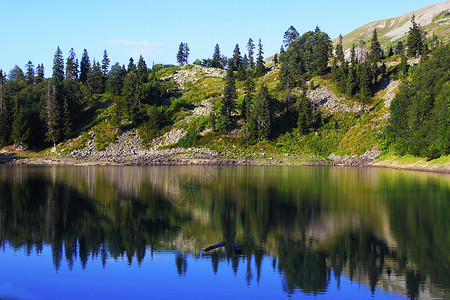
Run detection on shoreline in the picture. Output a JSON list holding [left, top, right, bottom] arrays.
[[1, 150, 449, 174]]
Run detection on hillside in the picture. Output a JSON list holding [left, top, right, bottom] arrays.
[[335, 1, 450, 50], [1, 3, 449, 173]]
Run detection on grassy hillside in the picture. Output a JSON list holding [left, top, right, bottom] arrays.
[[334, 1, 450, 50]]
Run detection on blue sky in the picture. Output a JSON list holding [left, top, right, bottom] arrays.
[[0, 0, 444, 75]]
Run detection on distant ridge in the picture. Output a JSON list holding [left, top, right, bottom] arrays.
[[335, 1, 450, 49]]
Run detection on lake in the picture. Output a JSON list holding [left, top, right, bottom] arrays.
[[0, 165, 448, 299]]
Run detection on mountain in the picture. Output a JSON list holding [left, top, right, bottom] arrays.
[[335, 1, 450, 50]]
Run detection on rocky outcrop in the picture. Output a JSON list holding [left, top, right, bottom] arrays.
[[306, 84, 365, 114], [163, 65, 225, 89], [328, 147, 381, 166]]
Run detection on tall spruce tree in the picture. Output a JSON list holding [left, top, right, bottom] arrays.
[[101, 50, 110, 76], [247, 38, 255, 68], [45, 79, 61, 146], [251, 84, 272, 140], [231, 44, 242, 71], [36, 64, 45, 83], [137, 55, 148, 84], [369, 29, 383, 64], [407, 15, 424, 57], [283, 26, 300, 48], [212, 44, 222, 68], [25, 61, 35, 85], [255, 39, 265, 77], [80, 49, 90, 83], [87, 60, 104, 95], [222, 66, 237, 118], [65, 48, 78, 81], [0, 70, 9, 146], [52, 46, 65, 83]]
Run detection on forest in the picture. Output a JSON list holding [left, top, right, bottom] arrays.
[[0, 17, 448, 158]]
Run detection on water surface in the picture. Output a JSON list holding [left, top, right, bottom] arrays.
[[0, 165, 448, 299]]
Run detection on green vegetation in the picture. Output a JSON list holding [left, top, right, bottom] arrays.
[[0, 15, 449, 165]]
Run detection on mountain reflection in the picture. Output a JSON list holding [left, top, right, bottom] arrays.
[[0, 165, 448, 299]]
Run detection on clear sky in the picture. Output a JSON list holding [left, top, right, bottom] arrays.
[[0, 0, 444, 75]]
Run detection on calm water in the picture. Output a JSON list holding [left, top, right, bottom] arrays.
[[0, 165, 449, 299]]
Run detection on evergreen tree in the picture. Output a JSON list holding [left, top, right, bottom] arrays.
[[65, 48, 78, 81], [0, 70, 10, 146], [36, 64, 45, 83], [87, 60, 104, 95], [358, 62, 372, 97], [242, 54, 249, 69], [298, 93, 313, 135], [283, 25, 300, 48], [45, 79, 61, 146], [407, 15, 424, 57], [127, 57, 136, 72], [137, 55, 148, 84], [231, 44, 242, 71], [106, 62, 125, 95], [247, 38, 255, 68], [399, 54, 409, 77], [12, 107, 30, 147], [25, 61, 35, 85], [242, 74, 255, 120], [368, 29, 383, 64], [122, 71, 144, 124], [395, 41, 405, 55], [255, 39, 265, 77], [273, 53, 278, 66], [101, 50, 110, 75], [52, 46, 65, 83], [251, 84, 272, 140], [212, 44, 222, 68], [335, 35, 345, 65], [222, 66, 237, 119], [80, 49, 90, 83], [350, 44, 357, 66], [176, 42, 189, 65]]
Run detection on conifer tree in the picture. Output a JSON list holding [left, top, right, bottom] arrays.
[[127, 57, 136, 72], [395, 41, 405, 55], [231, 44, 242, 71], [222, 66, 237, 119], [369, 29, 383, 64], [176, 43, 190, 65], [65, 48, 78, 81], [45, 79, 61, 146], [137, 55, 148, 84], [87, 60, 104, 95], [247, 38, 255, 68], [12, 107, 30, 147], [0, 70, 10, 146], [298, 93, 313, 135], [212, 44, 222, 68], [407, 15, 424, 57], [25, 61, 35, 85], [283, 26, 300, 48], [52, 46, 65, 83], [335, 35, 345, 65], [255, 39, 265, 77], [251, 84, 272, 140], [36, 64, 45, 83], [101, 50, 110, 76], [350, 44, 357, 67], [80, 49, 90, 83]]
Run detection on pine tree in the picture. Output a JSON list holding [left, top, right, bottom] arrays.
[[350, 44, 357, 67], [222, 66, 236, 118], [0, 70, 10, 146], [298, 93, 313, 134], [251, 84, 272, 140], [106, 62, 125, 95], [36, 64, 45, 83], [273, 53, 278, 66], [65, 48, 78, 81], [80, 49, 90, 83], [283, 25, 300, 48], [52, 46, 64, 83], [12, 107, 30, 148], [335, 34, 345, 65], [255, 39, 265, 77], [395, 41, 405, 55], [407, 15, 424, 57], [177, 42, 189, 65], [247, 38, 255, 68], [25, 61, 35, 85], [137, 55, 148, 84], [231, 44, 242, 71], [399, 54, 409, 77], [212, 44, 222, 68], [127, 57, 136, 72], [87, 60, 104, 95], [45, 79, 61, 146], [368, 29, 383, 64], [101, 50, 110, 75]]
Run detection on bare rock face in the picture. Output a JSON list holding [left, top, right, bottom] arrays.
[[163, 65, 225, 89], [306, 84, 364, 114], [328, 147, 382, 166]]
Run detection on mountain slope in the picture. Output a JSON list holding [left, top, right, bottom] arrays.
[[336, 1, 450, 49]]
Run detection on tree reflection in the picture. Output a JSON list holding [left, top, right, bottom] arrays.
[[0, 166, 448, 299]]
